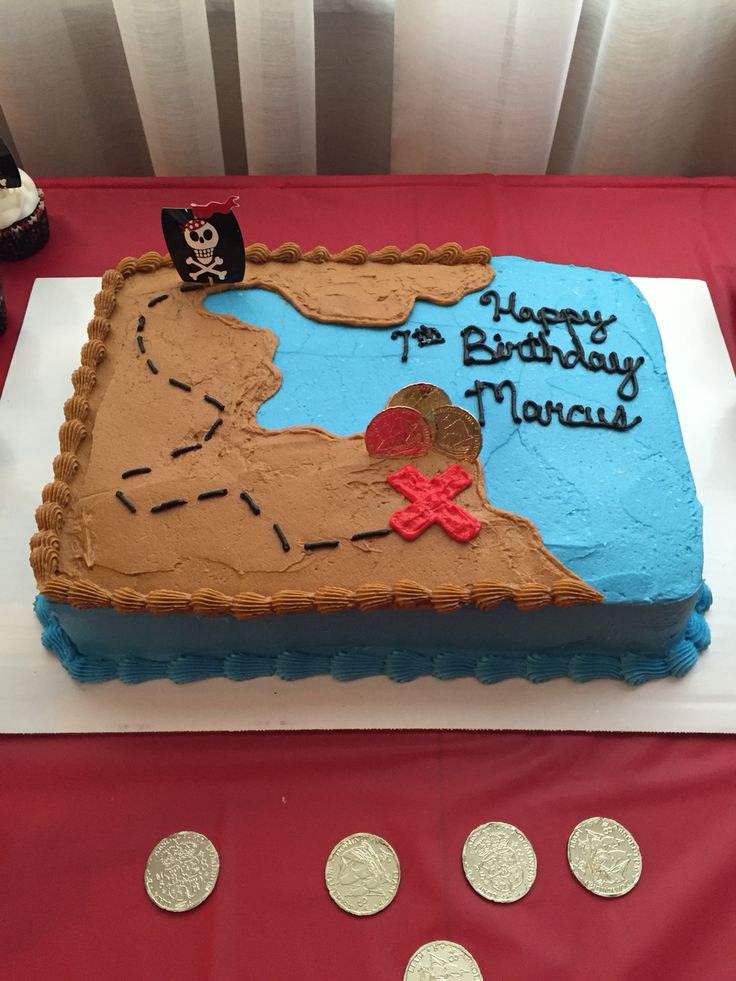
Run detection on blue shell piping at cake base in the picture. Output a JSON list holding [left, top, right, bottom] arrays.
[[34, 584, 712, 686]]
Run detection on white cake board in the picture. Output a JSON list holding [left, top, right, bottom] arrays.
[[0, 277, 734, 734]]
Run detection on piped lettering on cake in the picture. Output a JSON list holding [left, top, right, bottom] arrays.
[[461, 325, 644, 402], [479, 289, 616, 343], [390, 328, 410, 363], [390, 326, 446, 361], [411, 325, 445, 348], [465, 379, 641, 432], [457, 287, 646, 432]]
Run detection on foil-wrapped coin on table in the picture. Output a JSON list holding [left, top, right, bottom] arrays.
[[404, 940, 483, 981], [567, 816, 642, 897], [462, 820, 537, 903], [324, 832, 400, 916], [144, 830, 220, 912]]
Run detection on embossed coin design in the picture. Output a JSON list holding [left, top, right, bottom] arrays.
[[404, 941, 483, 981], [426, 404, 482, 462], [144, 831, 220, 912], [567, 817, 642, 897], [387, 382, 452, 417], [365, 406, 432, 458], [324, 832, 400, 916], [462, 821, 537, 903]]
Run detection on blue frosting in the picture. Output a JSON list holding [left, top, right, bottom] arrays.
[[206, 257, 703, 602], [35, 584, 712, 685]]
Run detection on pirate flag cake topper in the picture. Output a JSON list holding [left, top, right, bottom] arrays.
[[0, 137, 22, 190], [162, 195, 245, 284]]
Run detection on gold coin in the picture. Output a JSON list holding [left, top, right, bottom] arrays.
[[426, 404, 482, 461], [324, 832, 401, 916], [144, 831, 219, 912], [567, 817, 642, 898], [387, 382, 452, 417]]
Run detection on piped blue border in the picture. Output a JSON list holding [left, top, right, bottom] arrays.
[[34, 584, 711, 686]]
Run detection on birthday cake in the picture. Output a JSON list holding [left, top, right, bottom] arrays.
[[31, 241, 710, 684]]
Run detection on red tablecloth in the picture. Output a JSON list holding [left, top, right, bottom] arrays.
[[1, 176, 735, 981]]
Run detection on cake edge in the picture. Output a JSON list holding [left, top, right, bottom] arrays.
[[34, 582, 711, 685]]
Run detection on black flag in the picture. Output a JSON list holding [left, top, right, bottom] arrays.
[[162, 195, 245, 284]]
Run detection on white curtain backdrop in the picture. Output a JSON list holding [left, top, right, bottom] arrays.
[[391, 0, 583, 174], [113, 0, 225, 175], [0, 0, 734, 178]]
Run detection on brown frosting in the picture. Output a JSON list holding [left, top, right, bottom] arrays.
[[30, 250, 602, 617], [238, 242, 495, 326]]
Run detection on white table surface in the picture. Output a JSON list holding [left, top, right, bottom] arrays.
[[0, 276, 734, 734]]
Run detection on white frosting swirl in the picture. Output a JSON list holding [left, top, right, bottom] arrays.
[[0, 169, 40, 229]]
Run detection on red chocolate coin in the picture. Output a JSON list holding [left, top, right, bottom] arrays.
[[365, 406, 432, 458]]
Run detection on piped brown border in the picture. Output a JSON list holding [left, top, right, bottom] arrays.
[[29, 248, 603, 618], [244, 242, 492, 265]]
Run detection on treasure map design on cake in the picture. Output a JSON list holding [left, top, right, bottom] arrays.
[[31, 245, 600, 617], [30, 244, 710, 684]]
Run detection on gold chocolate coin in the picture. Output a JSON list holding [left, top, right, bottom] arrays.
[[462, 821, 537, 903], [404, 941, 483, 981], [325, 832, 401, 916], [144, 831, 219, 912], [567, 817, 642, 898], [365, 406, 432, 458], [426, 404, 482, 461], [387, 382, 452, 417]]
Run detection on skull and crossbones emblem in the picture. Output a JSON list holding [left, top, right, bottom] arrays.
[[182, 218, 227, 280]]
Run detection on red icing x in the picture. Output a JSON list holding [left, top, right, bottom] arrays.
[[387, 463, 481, 543]]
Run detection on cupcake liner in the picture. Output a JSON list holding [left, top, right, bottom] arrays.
[[0, 190, 49, 261], [0, 281, 6, 334]]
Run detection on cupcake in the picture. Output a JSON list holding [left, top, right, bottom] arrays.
[[0, 138, 49, 261]]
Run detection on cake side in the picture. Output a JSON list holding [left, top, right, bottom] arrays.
[[37, 583, 711, 684]]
